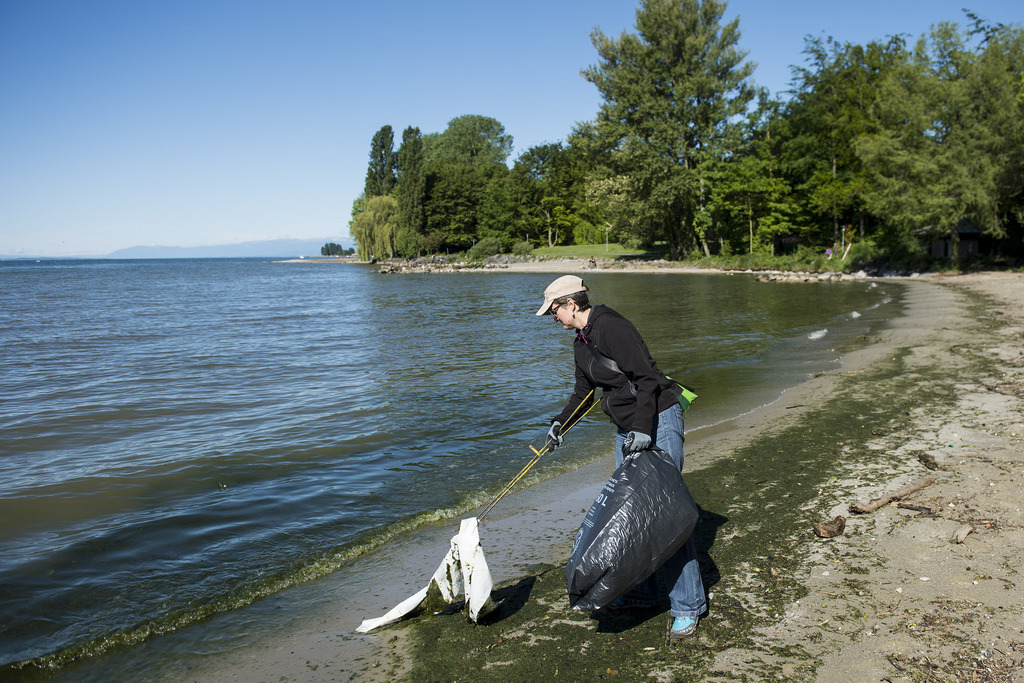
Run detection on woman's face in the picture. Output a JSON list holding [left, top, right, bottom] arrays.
[[550, 300, 578, 330]]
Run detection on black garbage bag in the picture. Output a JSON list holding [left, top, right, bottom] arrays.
[[565, 447, 699, 612]]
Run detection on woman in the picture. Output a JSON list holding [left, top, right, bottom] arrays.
[[536, 275, 706, 638]]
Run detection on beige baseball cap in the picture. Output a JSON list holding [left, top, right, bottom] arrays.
[[536, 275, 588, 316]]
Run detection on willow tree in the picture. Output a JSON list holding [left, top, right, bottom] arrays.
[[582, 0, 755, 257], [350, 195, 399, 260]]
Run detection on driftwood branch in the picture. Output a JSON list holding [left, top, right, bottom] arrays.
[[849, 476, 936, 514], [896, 503, 933, 513]]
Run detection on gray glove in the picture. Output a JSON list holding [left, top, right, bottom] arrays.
[[546, 421, 563, 449], [621, 430, 651, 455]]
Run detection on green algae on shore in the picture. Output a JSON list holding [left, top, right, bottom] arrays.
[[371, 335, 995, 679]]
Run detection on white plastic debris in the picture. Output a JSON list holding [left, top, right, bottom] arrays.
[[455, 517, 497, 622], [354, 587, 430, 634], [356, 517, 496, 633]]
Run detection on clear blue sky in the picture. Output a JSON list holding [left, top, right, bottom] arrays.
[[1, 0, 1019, 256]]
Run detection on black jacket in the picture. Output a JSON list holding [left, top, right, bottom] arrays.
[[554, 304, 679, 435]]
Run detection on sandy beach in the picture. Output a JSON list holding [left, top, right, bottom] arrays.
[[192, 268, 1024, 682]]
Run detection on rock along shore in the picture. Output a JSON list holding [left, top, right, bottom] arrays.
[[367, 254, 934, 282]]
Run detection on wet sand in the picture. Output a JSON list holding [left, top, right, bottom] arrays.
[[187, 270, 1024, 682]]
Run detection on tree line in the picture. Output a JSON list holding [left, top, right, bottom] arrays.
[[350, 0, 1023, 268], [320, 242, 355, 256]]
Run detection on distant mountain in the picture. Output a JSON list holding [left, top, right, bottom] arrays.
[[105, 238, 347, 259]]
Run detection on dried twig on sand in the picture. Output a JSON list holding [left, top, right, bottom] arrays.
[[849, 476, 937, 514]]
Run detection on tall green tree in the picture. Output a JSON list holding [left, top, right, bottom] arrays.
[[709, 152, 792, 255], [476, 165, 524, 246], [965, 15, 1024, 247], [855, 20, 1024, 261], [425, 115, 514, 168], [582, 0, 755, 257], [423, 164, 489, 252], [364, 125, 398, 198], [701, 91, 792, 255], [783, 35, 907, 250], [406, 114, 521, 253], [513, 142, 588, 247], [396, 126, 427, 256]]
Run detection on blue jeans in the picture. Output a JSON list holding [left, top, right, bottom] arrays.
[[615, 403, 707, 619]]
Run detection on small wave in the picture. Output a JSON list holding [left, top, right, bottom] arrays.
[[808, 329, 828, 340], [5, 484, 502, 674], [850, 311, 861, 319]]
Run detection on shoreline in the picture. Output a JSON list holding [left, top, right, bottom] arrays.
[[281, 255, 929, 281], [122, 272, 1024, 681]]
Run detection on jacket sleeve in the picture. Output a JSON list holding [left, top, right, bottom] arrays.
[[600, 316, 663, 435]]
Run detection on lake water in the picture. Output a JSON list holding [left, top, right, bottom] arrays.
[[0, 259, 901, 676]]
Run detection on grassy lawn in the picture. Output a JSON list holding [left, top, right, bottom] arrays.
[[532, 244, 654, 258]]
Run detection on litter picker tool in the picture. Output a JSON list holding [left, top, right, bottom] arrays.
[[357, 391, 597, 633], [477, 391, 595, 521]]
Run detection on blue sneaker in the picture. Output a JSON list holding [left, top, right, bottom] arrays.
[[670, 615, 698, 638]]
